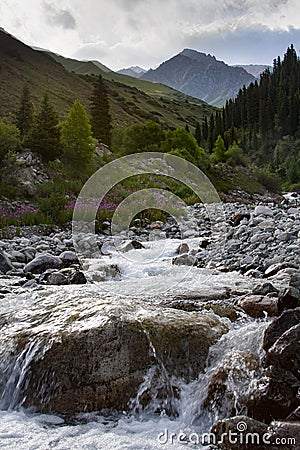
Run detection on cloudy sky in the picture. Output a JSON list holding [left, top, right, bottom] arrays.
[[1, 0, 300, 70]]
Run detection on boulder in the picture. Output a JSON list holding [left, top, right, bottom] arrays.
[[278, 287, 300, 314], [238, 295, 278, 318], [46, 272, 69, 286], [176, 243, 189, 255], [0, 251, 13, 274], [266, 324, 300, 378], [263, 308, 300, 351], [118, 240, 145, 252], [59, 251, 79, 266], [24, 254, 63, 274], [172, 254, 195, 266], [69, 271, 87, 284], [253, 205, 273, 217], [211, 415, 269, 450], [21, 312, 227, 415]]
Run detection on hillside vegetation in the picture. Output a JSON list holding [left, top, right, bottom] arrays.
[[0, 30, 214, 130]]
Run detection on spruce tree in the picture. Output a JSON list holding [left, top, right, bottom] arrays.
[[61, 100, 95, 166], [16, 84, 35, 139], [90, 75, 112, 147], [29, 93, 60, 161], [194, 121, 202, 145]]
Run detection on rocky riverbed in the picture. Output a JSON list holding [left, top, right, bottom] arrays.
[[0, 199, 299, 449]]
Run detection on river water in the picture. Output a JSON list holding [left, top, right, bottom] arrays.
[[0, 237, 269, 449]]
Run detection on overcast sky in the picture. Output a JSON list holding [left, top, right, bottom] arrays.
[[1, 0, 300, 70]]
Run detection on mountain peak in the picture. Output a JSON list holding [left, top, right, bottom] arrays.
[[142, 48, 255, 106]]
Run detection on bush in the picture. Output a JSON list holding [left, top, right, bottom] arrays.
[[254, 169, 282, 193], [0, 119, 21, 162]]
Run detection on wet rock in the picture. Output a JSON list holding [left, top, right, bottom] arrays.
[[24, 254, 63, 274], [172, 254, 195, 266], [118, 240, 145, 252], [278, 287, 300, 313], [238, 295, 278, 318], [268, 421, 300, 449], [46, 272, 69, 286], [83, 261, 121, 282], [204, 352, 259, 416], [22, 312, 227, 415], [59, 251, 79, 266], [266, 324, 300, 378], [176, 243, 189, 255], [211, 415, 269, 450], [248, 325, 300, 423], [69, 271, 87, 284], [0, 251, 13, 274], [263, 308, 300, 351], [252, 282, 278, 296]]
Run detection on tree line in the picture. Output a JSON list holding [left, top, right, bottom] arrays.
[[193, 45, 300, 187], [0, 75, 111, 166]]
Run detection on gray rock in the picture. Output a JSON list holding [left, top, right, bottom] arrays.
[[0, 251, 13, 274], [21, 312, 227, 415], [69, 271, 87, 284], [172, 254, 195, 266], [24, 254, 63, 274], [253, 205, 274, 217], [59, 251, 78, 266], [46, 272, 69, 285]]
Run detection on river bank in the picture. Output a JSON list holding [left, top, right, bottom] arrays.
[[0, 199, 299, 449]]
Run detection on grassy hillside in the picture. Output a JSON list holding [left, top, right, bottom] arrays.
[[0, 29, 215, 130], [46, 52, 207, 105]]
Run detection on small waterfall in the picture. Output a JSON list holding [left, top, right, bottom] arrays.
[[128, 319, 268, 434]]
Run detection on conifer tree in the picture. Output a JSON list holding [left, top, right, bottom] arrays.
[[90, 75, 112, 147], [16, 84, 35, 139], [29, 93, 60, 161], [61, 100, 95, 166], [194, 121, 202, 145]]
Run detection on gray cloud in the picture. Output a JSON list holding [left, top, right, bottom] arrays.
[[44, 1, 77, 30], [183, 25, 300, 65]]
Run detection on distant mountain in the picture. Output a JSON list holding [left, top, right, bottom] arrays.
[[0, 29, 214, 129], [142, 49, 256, 107], [234, 64, 272, 78], [117, 66, 146, 78]]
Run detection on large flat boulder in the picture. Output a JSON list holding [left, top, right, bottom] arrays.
[[21, 311, 227, 416]]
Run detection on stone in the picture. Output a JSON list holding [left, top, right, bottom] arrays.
[[0, 251, 13, 274], [118, 240, 145, 252], [268, 421, 300, 449], [150, 221, 164, 230], [46, 272, 69, 285], [211, 416, 269, 450], [278, 287, 300, 313], [238, 295, 278, 318], [69, 271, 87, 284], [253, 205, 274, 217], [266, 324, 300, 378], [24, 254, 63, 274], [176, 243, 189, 255], [203, 352, 259, 416], [252, 282, 278, 296], [21, 312, 227, 415], [172, 254, 195, 266], [59, 251, 79, 266], [247, 365, 300, 423], [263, 308, 300, 351]]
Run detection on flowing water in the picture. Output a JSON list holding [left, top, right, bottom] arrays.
[[0, 237, 269, 449]]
